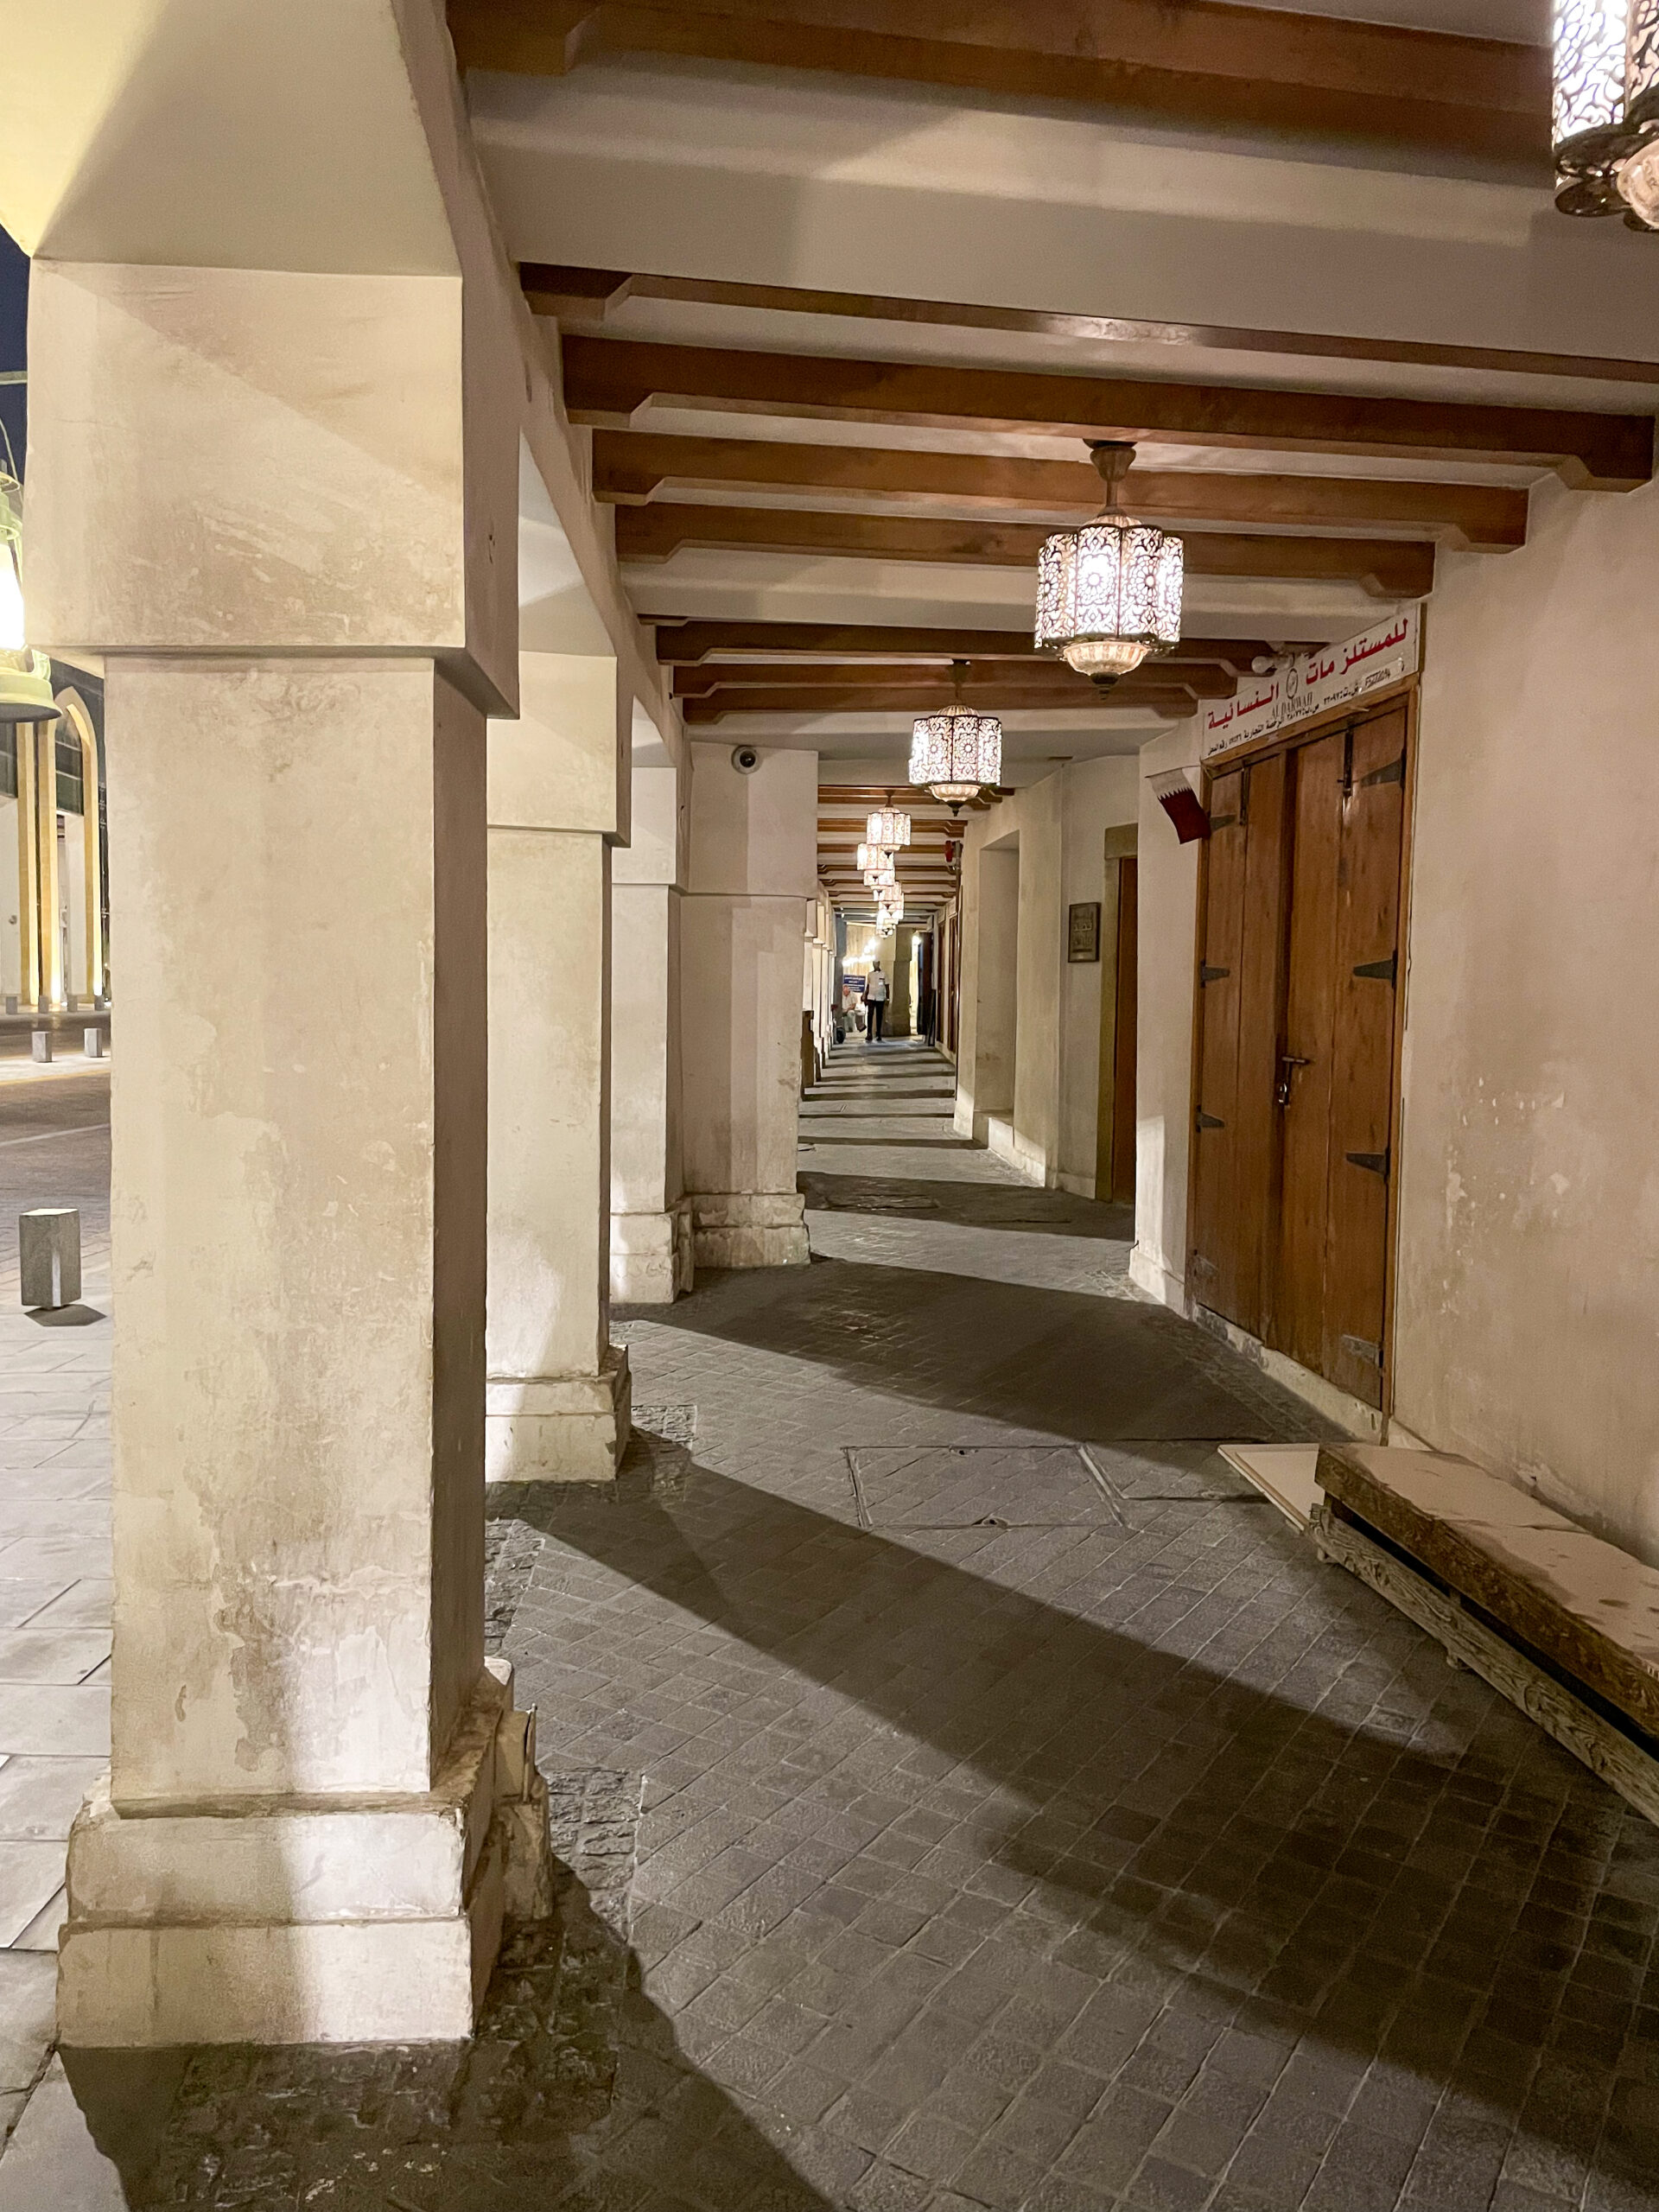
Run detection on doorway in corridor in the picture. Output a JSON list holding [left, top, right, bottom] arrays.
[[1188, 695, 1412, 1410], [1094, 833, 1138, 1206], [973, 840, 1020, 1132]]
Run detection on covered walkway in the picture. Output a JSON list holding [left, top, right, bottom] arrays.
[[41, 1043, 1659, 2210]]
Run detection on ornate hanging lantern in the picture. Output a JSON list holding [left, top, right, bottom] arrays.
[[1034, 442, 1183, 685], [0, 478, 57, 726], [1553, 0, 1659, 225], [867, 804, 912, 849], [909, 663, 1001, 803], [855, 842, 894, 874], [863, 858, 898, 889]]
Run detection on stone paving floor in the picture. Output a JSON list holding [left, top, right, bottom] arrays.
[[7, 1039, 1659, 2210], [0, 1057, 111, 2151]]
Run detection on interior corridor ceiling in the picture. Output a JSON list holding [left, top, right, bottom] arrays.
[[452, 0, 1658, 879]]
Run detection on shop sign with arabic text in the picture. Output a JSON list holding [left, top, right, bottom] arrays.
[[1199, 607, 1420, 761]]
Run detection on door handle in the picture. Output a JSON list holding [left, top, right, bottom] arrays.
[[1275, 1053, 1312, 1108]]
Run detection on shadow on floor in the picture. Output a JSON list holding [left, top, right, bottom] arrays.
[[502, 1441, 1659, 2206], [798, 1171, 1136, 1241], [643, 1253, 1323, 1444], [54, 1858, 838, 2210]]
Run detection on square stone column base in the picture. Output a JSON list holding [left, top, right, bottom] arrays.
[[691, 1192, 810, 1269], [57, 1663, 552, 2048], [485, 1345, 631, 1482], [610, 1199, 694, 1305]]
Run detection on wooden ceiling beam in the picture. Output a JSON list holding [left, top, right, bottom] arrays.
[[523, 265, 1659, 390], [451, 2, 1546, 164], [683, 685, 1198, 721], [594, 430, 1527, 550], [650, 620, 1310, 667], [567, 337, 1652, 486], [618, 502, 1437, 596], [674, 660, 1236, 699]]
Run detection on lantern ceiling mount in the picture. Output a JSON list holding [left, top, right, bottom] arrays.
[[1033, 442, 1183, 687], [1554, 0, 1659, 227]]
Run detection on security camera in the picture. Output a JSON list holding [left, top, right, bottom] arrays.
[[731, 745, 762, 774]]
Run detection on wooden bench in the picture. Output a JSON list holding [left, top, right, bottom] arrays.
[[1313, 1442, 1659, 1822]]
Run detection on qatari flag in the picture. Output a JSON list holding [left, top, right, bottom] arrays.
[[1149, 769, 1210, 845]]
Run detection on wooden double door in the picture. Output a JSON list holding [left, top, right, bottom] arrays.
[[1188, 699, 1410, 1410]]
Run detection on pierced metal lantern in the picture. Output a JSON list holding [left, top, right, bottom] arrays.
[[1554, 0, 1659, 226], [909, 664, 1001, 803], [1034, 442, 1183, 684], [863, 859, 898, 889], [909, 706, 1001, 803], [855, 841, 894, 874], [867, 807, 912, 849]]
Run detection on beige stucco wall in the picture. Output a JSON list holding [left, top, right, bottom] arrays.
[[954, 758, 1138, 1188], [1394, 474, 1659, 1560], [1128, 724, 1201, 1309]]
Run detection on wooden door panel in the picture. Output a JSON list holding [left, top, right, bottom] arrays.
[[1324, 706, 1408, 1407], [1189, 770, 1249, 1323], [1230, 757, 1290, 1338], [1271, 732, 1344, 1373]]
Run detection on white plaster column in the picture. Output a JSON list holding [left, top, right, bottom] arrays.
[[486, 652, 632, 1478], [612, 736, 693, 1302], [28, 250, 550, 2045], [681, 743, 817, 1267]]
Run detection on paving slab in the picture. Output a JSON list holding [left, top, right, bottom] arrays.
[[6, 1041, 1659, 2209]]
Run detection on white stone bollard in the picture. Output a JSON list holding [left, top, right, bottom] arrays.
[[84, 1029, 105, 1059], [21, 1209, 81, 1309], [29, 1031, 51, 1064]]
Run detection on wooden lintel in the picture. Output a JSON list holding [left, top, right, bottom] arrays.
[[683, 685, 1198, 721], [593, 430, 1527, 550], [674, 660, 1236, 700], [522, 265, 1659, 391], [567, 337, 1651, 488], [453, 2, 1547, 164], [649, 620, 1310, 667], [619, 503, 1437, 597], [520, 262, 637, 317]]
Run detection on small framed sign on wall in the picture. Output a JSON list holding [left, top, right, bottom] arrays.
[[1068, 901, 1101, 963]]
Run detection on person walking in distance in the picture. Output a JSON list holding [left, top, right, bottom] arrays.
[[866, 960, 889, 1042]]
